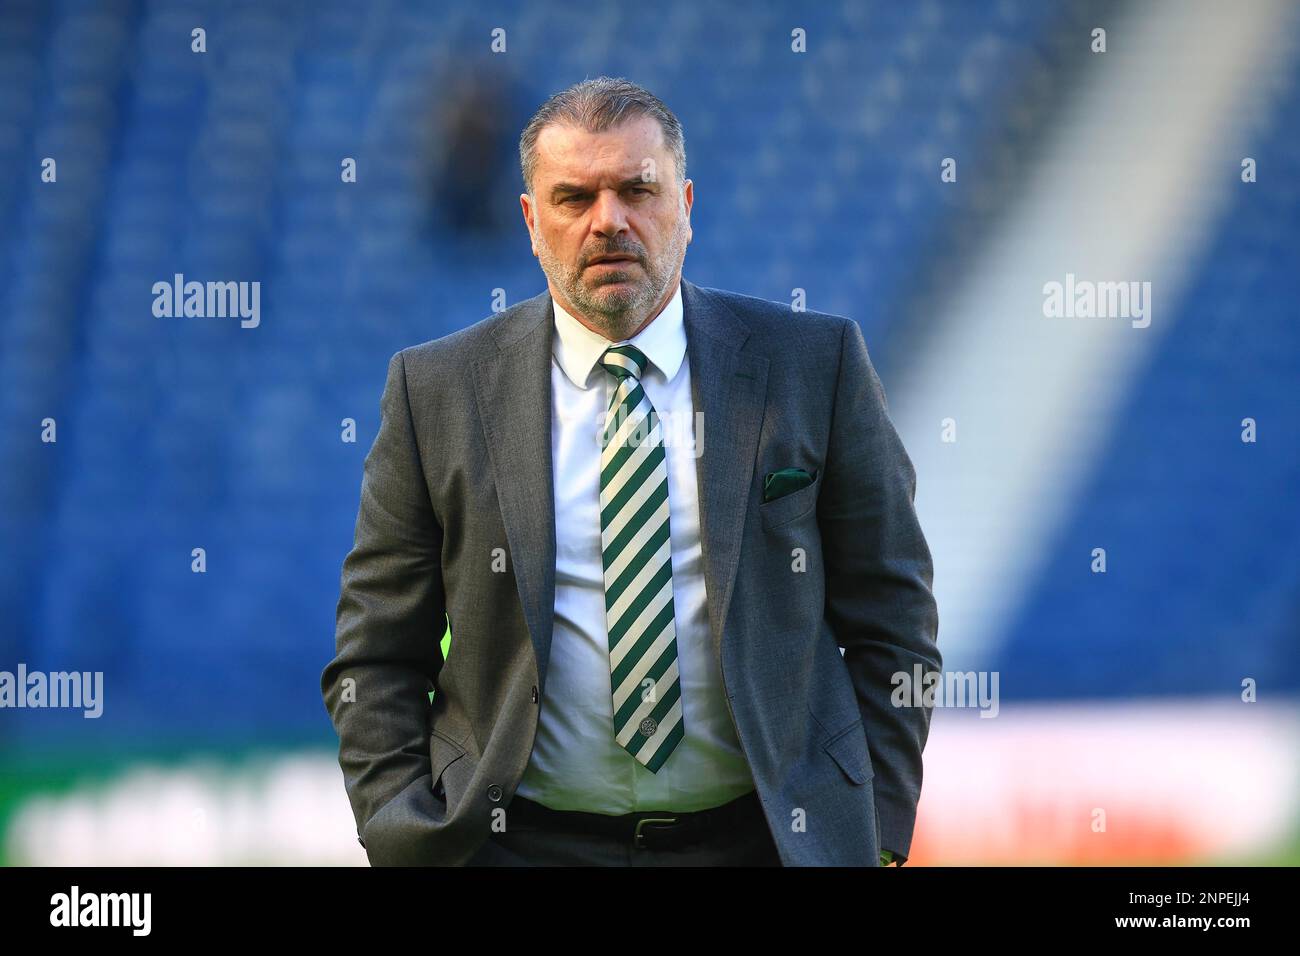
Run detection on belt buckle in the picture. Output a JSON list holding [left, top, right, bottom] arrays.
[[633, 815, 681, 850]]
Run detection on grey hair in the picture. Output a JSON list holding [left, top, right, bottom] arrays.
[[519, 76, 687, 196]]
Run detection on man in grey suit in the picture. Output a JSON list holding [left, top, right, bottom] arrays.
[[321, 76, 941, 867]]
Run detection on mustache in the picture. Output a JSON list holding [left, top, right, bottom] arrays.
[[583, 244, 644, 265]]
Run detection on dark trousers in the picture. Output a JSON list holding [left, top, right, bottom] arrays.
[[465, 795, 784, 866]]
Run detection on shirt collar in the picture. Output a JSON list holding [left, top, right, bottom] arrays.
[[551, 280, 685, 390]]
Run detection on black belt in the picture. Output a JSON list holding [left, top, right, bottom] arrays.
[[507, 790, 765, 850]]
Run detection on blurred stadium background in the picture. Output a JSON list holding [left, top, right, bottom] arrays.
[[1, 0, 1297, 865]]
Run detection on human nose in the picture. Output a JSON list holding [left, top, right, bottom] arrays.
[[588, 189, 629, 239]]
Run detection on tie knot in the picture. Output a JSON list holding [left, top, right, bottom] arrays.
[[599, 344, 649, 382]]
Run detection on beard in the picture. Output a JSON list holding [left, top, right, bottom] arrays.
[[535, 209, 689, 341]]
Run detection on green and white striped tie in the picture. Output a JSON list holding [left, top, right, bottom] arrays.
[[598, 343, 684, 773]]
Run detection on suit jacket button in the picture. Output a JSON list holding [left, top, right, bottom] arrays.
[[531, 685, 539, 703], [487, 784, 503, 802]]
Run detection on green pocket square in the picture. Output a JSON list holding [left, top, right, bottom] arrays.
[[763, 467, 817, 502]]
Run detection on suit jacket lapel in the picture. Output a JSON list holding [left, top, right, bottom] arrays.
[[472, 291, 558, 692], [681, 278, 770, 662]]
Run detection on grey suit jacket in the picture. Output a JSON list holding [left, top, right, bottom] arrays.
[[321, 276, 941, 866]]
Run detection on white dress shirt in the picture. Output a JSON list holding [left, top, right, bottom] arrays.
[[514, 280, 757, 813]]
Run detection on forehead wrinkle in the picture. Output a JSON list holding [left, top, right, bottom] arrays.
[[552, 168, 653, 194], [536, 119, 667, 191]]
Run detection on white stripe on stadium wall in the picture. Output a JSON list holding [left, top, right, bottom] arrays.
[[889, 0, 1300, 670]]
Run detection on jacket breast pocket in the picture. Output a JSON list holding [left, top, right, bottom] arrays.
[[759, 470, 822, 531]]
